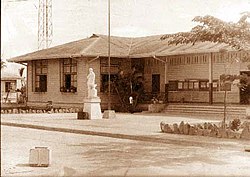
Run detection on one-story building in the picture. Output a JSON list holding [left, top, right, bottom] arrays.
[[1, 70, 25, 103], [8, 34, 250, 110]]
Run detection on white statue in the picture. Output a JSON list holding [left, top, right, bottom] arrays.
[[87, 68, 97, 98]]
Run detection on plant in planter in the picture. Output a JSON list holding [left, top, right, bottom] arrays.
[[60, 87, 66, 92], [151, 97, 158, 104], [35, 87, 41, 92], [70, 86, 77, 93], [230, 118, 241, 131]]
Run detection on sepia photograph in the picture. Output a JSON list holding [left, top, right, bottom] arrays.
[[1, 0, 250, 176]]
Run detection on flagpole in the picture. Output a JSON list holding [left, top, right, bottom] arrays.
[[103, 0, 116, 119], [108, 0, 111, 110]]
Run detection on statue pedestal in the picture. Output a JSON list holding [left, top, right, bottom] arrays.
[[83, 97, 102, 119]]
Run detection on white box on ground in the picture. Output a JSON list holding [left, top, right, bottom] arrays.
[[29, 147, 50, 167]]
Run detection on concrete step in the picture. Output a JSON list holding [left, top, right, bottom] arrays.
[[164, 110, 238, 115], [165, 104, 246, 109], [165, 108, 245, 113], [165, 106, 245, 110], [164, 104, 246, 117]]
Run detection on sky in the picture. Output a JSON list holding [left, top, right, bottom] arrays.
[[1, 0, 250, 60]]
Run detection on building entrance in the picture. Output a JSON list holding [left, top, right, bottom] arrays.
[[152, 74, 160, 93]]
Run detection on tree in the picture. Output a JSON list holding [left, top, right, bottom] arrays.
[[161, 12, 250, 127], [111, 69, 144, 113], [19, 67, 25, 77], [1, 60, 6, 69], [161, 12, 250, 56]]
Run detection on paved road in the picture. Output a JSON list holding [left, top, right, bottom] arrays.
[[2, 125, 250, 177]]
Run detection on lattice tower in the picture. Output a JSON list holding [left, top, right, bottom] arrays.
[[38, 0, 52, 50]]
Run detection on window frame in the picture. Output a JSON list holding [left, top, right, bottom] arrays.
[[199, 80, 209, 91], [33, 60, 48, 92], [168, 80, 178, 91], [60, 58, 78, 93], [5, 81, 16, 92], [168, 79, 218, 91], [100, 74, 118, 94]]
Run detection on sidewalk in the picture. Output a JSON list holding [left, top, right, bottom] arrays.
[[2, 112, 250, 148]]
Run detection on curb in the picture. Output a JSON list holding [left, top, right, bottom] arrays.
[[1, 121, 241, 148]]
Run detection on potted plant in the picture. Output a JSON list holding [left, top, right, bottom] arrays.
[[60, 87, 66, 92], [151, 97, 158, 104], [70, 86, 77, 93]]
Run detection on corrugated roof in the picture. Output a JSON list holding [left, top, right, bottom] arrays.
[[8, 34, 235, 62]]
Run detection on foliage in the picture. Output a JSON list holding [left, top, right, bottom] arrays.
[[161, 12, 250, 126], [1, 60, 6, 68], [20, 85, 26, 95], [113, 69, 144, 112], [220, 73, 250, 87], [230, 118, 241, 131], [17, 85, 27, 104], [19, 67, 25, 77], [161, 12, 250, 53]]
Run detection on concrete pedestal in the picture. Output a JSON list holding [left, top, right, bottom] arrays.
[[102, 110, 116, 119], [83, 97, 102, 119]]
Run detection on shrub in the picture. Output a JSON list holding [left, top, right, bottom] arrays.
[[230, 118, 241, 131]]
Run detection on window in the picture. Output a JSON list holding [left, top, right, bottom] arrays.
[[101, 74, 117, 93], [60, 59, 77, 92], [188, 82, 194, 89], [34, 60, 48, 92], [152, 74, 160, 93], [199, 80, 209, 91], [178, 81, 183, 90], [169, 79, 218, 91], [194, 82, 199, 89], [183, 82, 189, 90], [168, 81, 178, 91], [5, 81, 16, 92], [100, 58, 121, 93]]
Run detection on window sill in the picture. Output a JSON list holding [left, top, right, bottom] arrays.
[[33, 92, 47, 94], [100, 92, 117, 95], [61, 92, 78, 95]]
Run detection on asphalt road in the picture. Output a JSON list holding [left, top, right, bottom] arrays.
[[2, 125, 250, 177]]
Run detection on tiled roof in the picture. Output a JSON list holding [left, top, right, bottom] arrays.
[[8, 34, 235, 62]]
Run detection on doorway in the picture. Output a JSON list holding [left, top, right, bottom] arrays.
[[152, 74, 160, 93]]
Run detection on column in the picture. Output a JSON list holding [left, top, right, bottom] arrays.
[[209, 53, 213, 104]]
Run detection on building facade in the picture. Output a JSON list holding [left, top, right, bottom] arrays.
[[8, 34, 250, 110]]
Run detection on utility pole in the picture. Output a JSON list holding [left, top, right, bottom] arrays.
[[38, 0, 53, 50]]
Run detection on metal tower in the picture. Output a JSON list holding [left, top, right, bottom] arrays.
[[38, 0, 53, 50]]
